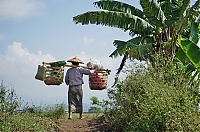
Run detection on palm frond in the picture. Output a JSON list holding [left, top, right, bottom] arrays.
[[73, 11, 154, 36], [160, 0, 190, 26], [173, 0, 191, 33], [177, 0, 200, 34], [93, 0, 145, 19], [127, 36, 154, 60], [127, 43, 153, 60], [109, 40, 129, 58], [109, 36, 154, 59], [189, 22, 199, 44], [189, 0, 200, 24], [140, 0, 166, 27], [109, 37, 142, 58], [128, 35, 155, 44], [177, 0, 190, 20]]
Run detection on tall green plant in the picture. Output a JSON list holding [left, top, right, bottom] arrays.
[[104, 58, 200, 131]]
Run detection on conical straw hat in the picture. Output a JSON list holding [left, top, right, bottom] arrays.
[[67, 56, 84, 64]]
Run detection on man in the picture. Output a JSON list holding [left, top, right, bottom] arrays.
[[65, 56, 92, 119]]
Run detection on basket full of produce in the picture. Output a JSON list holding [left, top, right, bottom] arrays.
[[87, 59, 109, 90], [89, 70, 108, 90], [35, 60, 66, 85], [44, 65, 64, 85]]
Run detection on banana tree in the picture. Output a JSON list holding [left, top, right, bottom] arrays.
[[73, 0, 199, 75]]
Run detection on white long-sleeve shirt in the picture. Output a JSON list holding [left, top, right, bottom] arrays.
[[65, 67, 91, 86]]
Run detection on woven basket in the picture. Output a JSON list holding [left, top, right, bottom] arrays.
[[89, 71, 108, 90], [44, 66, 64, 85]]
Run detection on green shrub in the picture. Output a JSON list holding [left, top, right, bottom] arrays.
[[0, 81, 19, 113], [104, 59, 200, 131]]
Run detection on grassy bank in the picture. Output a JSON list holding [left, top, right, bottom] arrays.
[[0, 112, 58, 131]]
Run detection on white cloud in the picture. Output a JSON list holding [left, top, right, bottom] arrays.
[[83, 36, 95, 45], [2, 43, 54, 87], [1, 42, 55, 75], [0, 0, 44, 20]]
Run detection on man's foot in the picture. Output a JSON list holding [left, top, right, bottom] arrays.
[[79, 117, 84, 120], [68, 112, 72, 120]]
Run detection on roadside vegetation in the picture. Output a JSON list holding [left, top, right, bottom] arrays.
[[0, 112, 58, 131], [0, 82, 64, 131], [103, 56, 200, 131]]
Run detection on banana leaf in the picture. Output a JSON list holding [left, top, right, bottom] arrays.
[[178, 37, 200, 73], [49, 60, 66, 67]]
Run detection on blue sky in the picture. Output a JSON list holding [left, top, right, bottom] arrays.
[[0, 0, 139, 108], [0, 0, 197, 109]]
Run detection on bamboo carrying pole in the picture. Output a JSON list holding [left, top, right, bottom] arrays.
[[43, 62, 111, 74]]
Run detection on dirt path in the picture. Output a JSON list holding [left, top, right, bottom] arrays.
[[58, 118, 110, 132]]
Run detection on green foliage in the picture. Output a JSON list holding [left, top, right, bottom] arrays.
[[43, 104, 66, 119], [0, 112, 58, 131], [104, 56, 200, 131], [93, 0, 145, 19], [176, 23, 200, 82], [0, 81, 19, 113], [178, 37, 200, 69], [109, 37, 154, 59], [24, 103, 66, 120], [140, 0, 166, 26], [90, 96, 102, 112], [90, 96, 100, 106], [178, 23, 200, 69]]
